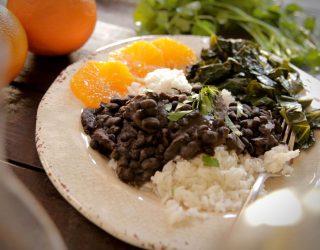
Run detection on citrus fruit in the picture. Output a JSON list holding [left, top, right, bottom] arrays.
[[0, 5, 27, 85], [151, 37, 197, 69], [109, 40, 165, 78], [7, 0, 96, 56], [70, 61, 134, 108]]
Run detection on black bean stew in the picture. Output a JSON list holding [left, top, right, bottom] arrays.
[[81, 91, 283, 186]]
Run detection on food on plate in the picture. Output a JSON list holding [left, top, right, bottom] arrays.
[[109, 40, 165, 78], [109, 38, 197, 78], [151, 144, 298, 224], [7, 0, 96, 55], [151, 37, 197, 69], [186, 36, 320, 149], [74, 37, 320, 223], [82, 87, 285, 186], [140, 68, 192, 95], [70, 61, 134, 108], [71, 37, 198, 107]]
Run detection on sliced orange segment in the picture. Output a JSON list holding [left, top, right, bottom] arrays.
[[109, 40, 165, 78], [70, 61, 134, 107], [151, 37, 197, 69]]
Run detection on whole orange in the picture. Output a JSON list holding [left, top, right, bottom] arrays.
[[0, 5, 28, 85], [7, 0, 97, 56]]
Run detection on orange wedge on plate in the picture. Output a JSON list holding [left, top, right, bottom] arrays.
[[70, 61, 134, 107], [151, 37, 197, 69]]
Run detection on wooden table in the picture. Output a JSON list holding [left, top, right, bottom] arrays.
[[1, 0, 319, 249]]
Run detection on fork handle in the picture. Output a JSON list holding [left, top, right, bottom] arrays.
[[236, 172, 269, 220]]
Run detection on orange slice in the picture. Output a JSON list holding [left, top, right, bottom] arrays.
[[70, 61, 134, 107], [109, 40, 165, 78], [151, 37, 197, 69]]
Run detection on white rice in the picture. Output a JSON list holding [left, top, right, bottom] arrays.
[[150, 145, 299, 224], [220, 89, 235, 106], [127, 68, 192, 95]]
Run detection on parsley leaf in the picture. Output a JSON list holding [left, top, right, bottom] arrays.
[[193, 86, 219, 115], [225, 114, 242, 136], [168, 110, 193, 121], [202, 154, 220, 167]]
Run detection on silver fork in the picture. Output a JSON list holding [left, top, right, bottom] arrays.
[[236, 120, 295, 219]]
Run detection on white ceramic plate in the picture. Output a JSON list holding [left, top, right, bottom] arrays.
[[36, 35, 320, 250]]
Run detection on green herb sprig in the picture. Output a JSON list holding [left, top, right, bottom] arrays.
[[167, 86, 219, 121], [193, 86, 219, 115]]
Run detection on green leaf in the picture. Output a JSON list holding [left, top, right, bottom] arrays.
[[236, 102, 244, 118], [251, 96, 275, 106], [216, 78, 248, 96], [279, 101, 305, 124], [253, 9, 269, 19], [176, 1, 201, 17], [169, 16, 192, 33], [292, 121, 312, 148], [210, 34, 218, 47], [304, 17, 316, 32], [134, 0, 156, 29], [297, 130, 315, 149], [196, 86, 219, 115], [279, 101, 313, 148], [183, 96, 194, 104], [306, 109, 320, 129], [175, 102, 185, 110], [160, 0, 178, 10], [216, 11, 229, 25], [268, 4, 281, 14], [305, 49, 320, 72], [156, 11, 170, 30], [277, 73, 304, 96], [246, 80, 275, 100], [202, 154, 220, 167], [285, 3, 302, 14], [168, 110, 193, 121], [197, 61, 233, 84], [225, 114, 242, 136], [298, 97, 313, 109], [191, 20, 216, 35], [164, 103, 173, 112]]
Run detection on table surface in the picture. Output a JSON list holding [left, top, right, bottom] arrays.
[[1, 1, 319, 249]]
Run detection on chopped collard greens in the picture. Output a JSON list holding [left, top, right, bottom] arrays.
[[187, 35, 320, 149]]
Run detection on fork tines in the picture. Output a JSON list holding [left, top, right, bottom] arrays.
[[280, 119, 295, 151]]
